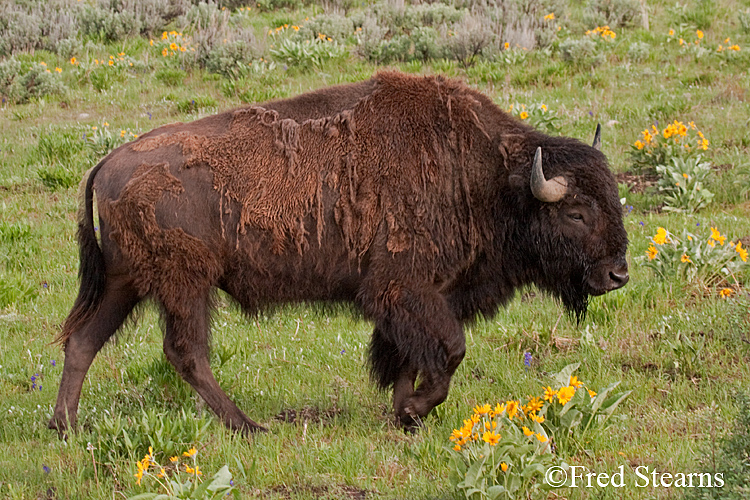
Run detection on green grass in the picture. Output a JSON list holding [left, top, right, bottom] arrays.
[[1, 0, 750, 499]]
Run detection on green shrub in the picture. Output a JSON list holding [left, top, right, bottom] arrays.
[[640, 226, 749, 289], [558, 37, 603, 66], [448, 364, 630, 499], [655, 156, 715, 213], [204, 32, 261, 78], [630, 120, 710, 173], [584, 0, 641, 28], [293, 14, 355, 44], [0, 59, 67, 104], [270, 37, 348, 72], [627, 41, 651, 62]]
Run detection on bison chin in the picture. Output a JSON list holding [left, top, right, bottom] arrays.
[[556, 277, 590, 322]]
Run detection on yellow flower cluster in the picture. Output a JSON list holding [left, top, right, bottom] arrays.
[[633, 120, 708, 151], [134, 446, 202, 489], [450, 375, 597, 452], [153, 31, 194, 57], [734, 241, 748, 262], [134, 447, 157, 486], [586, 25, 616, 39]]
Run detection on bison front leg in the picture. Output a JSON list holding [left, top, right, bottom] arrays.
[[161, 293, 266, 434], [365, 282, 466, 430]]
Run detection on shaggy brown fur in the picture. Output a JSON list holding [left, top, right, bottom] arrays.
[[51, 72, 628, 435]]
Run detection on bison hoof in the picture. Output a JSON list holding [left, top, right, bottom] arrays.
[[396, 411, 424, 434], [48, 418, 71, 440]]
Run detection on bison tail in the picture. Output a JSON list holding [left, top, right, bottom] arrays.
[[54, 162, 107, 346]]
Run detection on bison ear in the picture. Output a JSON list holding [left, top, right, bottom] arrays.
[[530, 147, 568, 203], [592, 123, 602, 151]]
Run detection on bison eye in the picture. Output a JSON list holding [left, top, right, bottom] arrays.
[[568, 212, 585, 223]]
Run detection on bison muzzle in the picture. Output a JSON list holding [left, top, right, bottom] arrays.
[[50, 72, 628, 435]]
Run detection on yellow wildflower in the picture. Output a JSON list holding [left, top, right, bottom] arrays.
[[506, 400, 520, 420], [473, 403, 491, 415], [530, 413, 545, 423], [543, 386, 557, 402], [569, 376, 583, 389], [501, 462, 509, 472], [544, 13, 555, 20], [710, 227, 726, 245], [696, 30, 704, 39], [634, 140, 645, 150], [720, 288, 734, 298], [557, 386, 575, 405], [183, 447, 197, 458], [668, 29, 675, 36], [162, 31, 168, 40], [519, 111, 529, 120], [587, 389, 597, 397], [482, 430, 501, 446], [170, 456, 179, 462], [536, 433, 548, 443], [681, 254, 692, 263], [653, 227, 669, 245], [525, 397, 543, 414], [522, 426, 534, 437], [736, 241, 748, 262], [55, 67, 62, 73], [646, 245, 658, 261], [504, 42, 510, 50]]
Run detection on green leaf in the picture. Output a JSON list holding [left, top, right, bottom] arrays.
[[521, 463, 545, 478], [590, 381, 621, 415], [487, 485, 507, 500], [553, 363, 580, 388]]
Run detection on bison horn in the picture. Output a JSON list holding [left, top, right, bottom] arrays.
[[592, 123, 602, 150], [530, 147, 568, 203]]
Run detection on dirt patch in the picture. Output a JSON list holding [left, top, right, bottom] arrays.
[[266, 484, 371, 500], [615, 171, 658, 194], [273, 405, 343, 426]]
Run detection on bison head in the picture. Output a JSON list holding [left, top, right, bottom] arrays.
[[503, 127, 628, 319]]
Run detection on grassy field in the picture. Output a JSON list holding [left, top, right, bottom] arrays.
[[1, 0, 749, 499]]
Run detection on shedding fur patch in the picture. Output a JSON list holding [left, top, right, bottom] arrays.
[[101, 163, 221, 317]]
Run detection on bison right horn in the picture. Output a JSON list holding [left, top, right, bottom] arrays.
[[592, 123, 602, 150], [530, 147, 568, 203]]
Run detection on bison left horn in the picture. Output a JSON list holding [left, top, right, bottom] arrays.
[[531, 147, 568, 203], [592, 123, 602, 150]]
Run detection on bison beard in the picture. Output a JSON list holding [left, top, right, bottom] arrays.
[[50, 72, 628, 435]]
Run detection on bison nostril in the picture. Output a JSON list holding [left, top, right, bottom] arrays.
[[609, 270, 629, 288]]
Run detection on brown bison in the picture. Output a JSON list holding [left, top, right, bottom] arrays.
[[50, 72, 628, 434]]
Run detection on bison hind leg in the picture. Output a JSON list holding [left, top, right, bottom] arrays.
[[50, 275, 141, 436]]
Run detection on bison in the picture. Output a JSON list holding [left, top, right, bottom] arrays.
[[50, 72, 628, 435]]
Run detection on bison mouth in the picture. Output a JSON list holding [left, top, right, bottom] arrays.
[[555, 259, 629, 321]]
